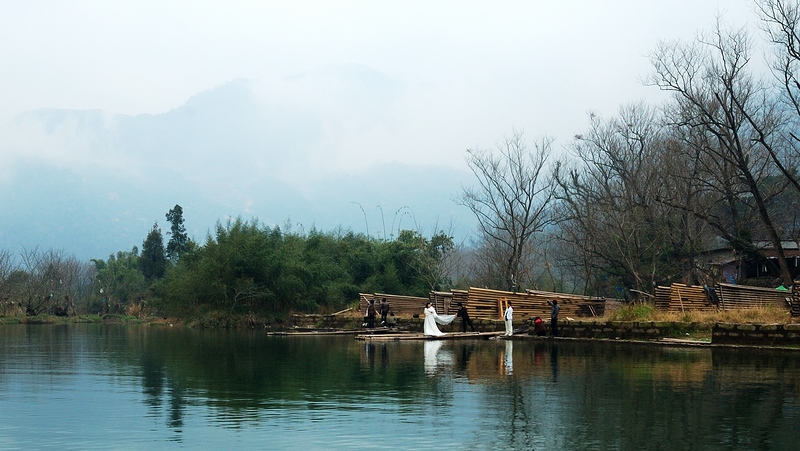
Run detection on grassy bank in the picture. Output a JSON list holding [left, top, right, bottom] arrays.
[[601, 303, 795, 325]]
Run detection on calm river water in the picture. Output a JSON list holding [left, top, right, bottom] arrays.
[[0, 324, 798, 450]]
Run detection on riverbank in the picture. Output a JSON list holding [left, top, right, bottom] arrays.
[[2, 309, 799, 349], [0, 313, 170, 326]]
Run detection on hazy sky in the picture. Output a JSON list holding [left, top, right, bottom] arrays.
[[0, 0, 758, 173]]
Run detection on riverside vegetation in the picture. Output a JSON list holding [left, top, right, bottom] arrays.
[[2, 200, 800, 330], [8, 2, 800, 331]]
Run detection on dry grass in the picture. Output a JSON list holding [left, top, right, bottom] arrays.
[[602, 303, 796, 324]]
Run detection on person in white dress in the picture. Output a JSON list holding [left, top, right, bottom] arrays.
[[423, 302, 456, 336]]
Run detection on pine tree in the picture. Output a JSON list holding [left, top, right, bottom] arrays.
[[166, 204, 189, 262], [140, 222, 166, 280]]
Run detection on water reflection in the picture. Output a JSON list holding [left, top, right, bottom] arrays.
[[1, 326, 800, 450], [423, 340, 453, 375], [550, 343, 558, 381], [503, 339, 513, 375]]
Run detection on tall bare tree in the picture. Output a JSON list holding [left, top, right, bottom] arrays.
[[554, 104, 700, 295], [756, 0, 800, 194], [458, 129, 555, 291], [649, 19, 795, 285]]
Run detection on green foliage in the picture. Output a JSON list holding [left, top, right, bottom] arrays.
[[154, 218, 447, 317], [140, 222, 167, 281], [166, 204, 190, 262], [91, 248, 146, 314], [606, 303, 655, 322]]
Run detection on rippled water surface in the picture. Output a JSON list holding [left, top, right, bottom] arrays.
[[1, 324, 799, 450]]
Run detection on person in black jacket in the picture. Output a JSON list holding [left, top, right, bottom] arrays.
[[366, 300, 377, 328], [456, 302, 476, 333], [547, 299, 560, 336], [379, 298, 390, 326]]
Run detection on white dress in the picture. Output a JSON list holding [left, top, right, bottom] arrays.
[[423, 306, 456, 336]]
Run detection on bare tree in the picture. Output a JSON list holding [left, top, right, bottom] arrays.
[[756, 0, 800, 193], [649, 19, 795, 285], [10, 247, 93, 316], [0, 249, 17, 314], [458, 129, 555, 292], [554, 104, 699, 295]]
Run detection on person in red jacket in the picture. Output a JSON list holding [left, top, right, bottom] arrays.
[[533, 316, 546, 336]]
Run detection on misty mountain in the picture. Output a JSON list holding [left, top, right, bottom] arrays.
[[0, 72, 476, 260]]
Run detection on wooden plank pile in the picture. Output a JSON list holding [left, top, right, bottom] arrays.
[[653, 282, 794, 312], [429, 291, 453, 314], [654, 286, 672, 310], [657, 283, 716, 312], [359, 293, 429, 317], [716, 283, 791, 311], [428, 289, 470, 314]]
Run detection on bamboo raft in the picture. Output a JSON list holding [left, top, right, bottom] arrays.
[[267, 330, 367, 336], [355, 331, 503, 341]]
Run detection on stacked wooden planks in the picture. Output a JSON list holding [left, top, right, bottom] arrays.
[[359, 293, 429, 317], [716, 283, 792, 311], [668, 283, 715, 312], [429, 291, 453, 314], [654, 286, 671, 310], [652, 284, 715, 312], [451, 289, 469, 313]]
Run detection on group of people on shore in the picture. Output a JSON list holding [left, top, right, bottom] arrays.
[[533, 299, 560, 337], [422, 299, 561, 337], [364, 298, 395, 328], [364, 296, 561, 337]]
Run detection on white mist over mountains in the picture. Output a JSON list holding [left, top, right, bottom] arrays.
[[0, 66, 478, 260]]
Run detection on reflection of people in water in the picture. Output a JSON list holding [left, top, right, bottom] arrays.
[[423, 302, 456, 336], [503, 340, 513, 375], [550, 344, 559, 381], [534, 342, 545, 365], [424, 340, 443, 373], [456, 343, 474, 373], [423, 340, 454, 374], [366, 342, 376, 367]]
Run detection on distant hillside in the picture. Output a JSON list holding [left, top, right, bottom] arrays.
[[0, 77, 476, 260]]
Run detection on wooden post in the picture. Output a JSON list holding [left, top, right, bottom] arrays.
[[497, 297, 508, 320]]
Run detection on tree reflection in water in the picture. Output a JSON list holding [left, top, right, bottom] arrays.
[[2, 326, 800, 450]]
